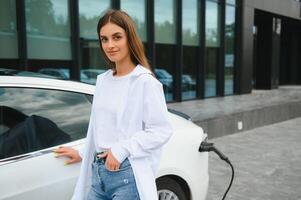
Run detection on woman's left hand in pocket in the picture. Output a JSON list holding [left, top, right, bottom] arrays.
[[98, 150, 120, 171]]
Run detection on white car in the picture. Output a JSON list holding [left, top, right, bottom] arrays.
[[0, 76, 208, 200]]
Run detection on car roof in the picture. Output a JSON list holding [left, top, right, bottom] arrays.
[[0, 76, 95, 94]]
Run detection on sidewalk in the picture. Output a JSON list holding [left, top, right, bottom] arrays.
[[168, 86, 301, 138], [206, 117, 301, 200]]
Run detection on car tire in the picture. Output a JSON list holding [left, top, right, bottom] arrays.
[[157, 177, 187, 200]]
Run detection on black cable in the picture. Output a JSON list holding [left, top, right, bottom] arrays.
[[199, 141, 234, 200], [222, 159, 234, 200]]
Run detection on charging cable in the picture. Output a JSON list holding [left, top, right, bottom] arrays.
[[199, 141, 234, 200]]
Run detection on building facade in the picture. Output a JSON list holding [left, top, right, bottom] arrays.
[[0, 0, 301, 102]]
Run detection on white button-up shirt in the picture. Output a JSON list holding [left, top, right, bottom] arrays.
[[72, 65, 173, 200]]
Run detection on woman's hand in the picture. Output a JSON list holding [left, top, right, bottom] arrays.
[[98, 150, 120, 171], [53, 146, 82, 165]]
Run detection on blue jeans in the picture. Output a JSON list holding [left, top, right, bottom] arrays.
[[87, 156, 140, 200]]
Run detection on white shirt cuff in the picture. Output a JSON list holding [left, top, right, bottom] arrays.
[[78, 148, 84, 159], [110, 144, 129, 163]]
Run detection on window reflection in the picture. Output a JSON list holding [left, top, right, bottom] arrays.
[[182, 0, 199, 100], [0, 106, 71, 159], [25, 0, 71, 59], [0, 87, 92, 159], [182, 0, 199, 46], [121, 0, 147, 41], [79, 0, 110, 39], [155, 0, 176, 101], [155, 0, 176, 44], [154, 68, 173, 94], [79, 0, 111, 84], [182, 46, 197, 100], [224, 4, 236, 95], [226, 0, 236, 5], [205, 0, 221, 97], [36, 67, 99, 84], [38, 68, 70, 80], [155, 44, 175, 101], [205, 0, 221, 47], [0, 0, 18, 58]]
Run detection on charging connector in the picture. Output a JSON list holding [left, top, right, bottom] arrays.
[[199, 141, 234, 200]]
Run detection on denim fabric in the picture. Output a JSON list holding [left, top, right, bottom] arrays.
[[87, 157, 140, 200]]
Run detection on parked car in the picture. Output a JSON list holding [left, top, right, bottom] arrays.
[[182, 74, 196, 91], [0, 75, 208, 200], [81, 69, 106, 80], [80, 69, 106, 85], [38, 68, 70, 80], [0, 68, 57, 79], [154, 69, 197, 92], [38, 68, 96, 85], [154, 68, 173, 93]]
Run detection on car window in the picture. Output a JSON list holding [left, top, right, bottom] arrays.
[[0, 87, 92, 160]]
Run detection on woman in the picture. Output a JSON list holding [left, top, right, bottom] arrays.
[[54, 9, 173, 200]]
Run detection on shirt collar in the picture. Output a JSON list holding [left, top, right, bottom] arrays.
[[131, 64, 153, 77]]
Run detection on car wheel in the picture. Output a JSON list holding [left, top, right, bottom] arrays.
[[157, 177, 187, 200]]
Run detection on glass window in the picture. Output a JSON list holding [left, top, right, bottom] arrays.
[[155, 0, 177, 101], [0, 87, 92, 160], [79, 0, 110, 40], [182, 0, 200, 46], [182, 0, 200, 100], [182, 46, 197, 100], [224, 4, 236, 95], [155, 44, 175, 102], [38, 68, 71, 80], [205, 0, 221, 97], [79, 0, 111, 85], [25, 0, 71, 60], [155, 0, 176, 44], [0, 0, 18, 59], [205, 0, 221, 47], [121, 0, 147, 42], [226, 0, 236, 5]]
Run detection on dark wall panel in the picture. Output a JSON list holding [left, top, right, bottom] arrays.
[[238, 4, 254, 94], [280, 18, 301, 85]]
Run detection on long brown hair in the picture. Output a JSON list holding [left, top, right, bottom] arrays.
[[97, 9, 151, 71]]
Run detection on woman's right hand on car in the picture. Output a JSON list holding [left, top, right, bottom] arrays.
[[53, 146, 82, 165]]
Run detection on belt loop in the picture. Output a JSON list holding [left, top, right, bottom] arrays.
[[94, 152, 106, 163]]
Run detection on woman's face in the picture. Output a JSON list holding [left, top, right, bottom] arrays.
[[99, 22, 130, 64]]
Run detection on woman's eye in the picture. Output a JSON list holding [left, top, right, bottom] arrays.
[[113, 36, 122, 41], [101, 38, 107, 43]]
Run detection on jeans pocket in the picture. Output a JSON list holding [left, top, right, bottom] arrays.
[[101, 161, 139, 199], [105, 159, 131, 172]]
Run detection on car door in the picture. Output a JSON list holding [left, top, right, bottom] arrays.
[[0, 87, 92, 200]]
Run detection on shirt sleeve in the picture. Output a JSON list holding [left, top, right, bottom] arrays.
[[110, 77, 173, 163], [78, 148, 85, 159]]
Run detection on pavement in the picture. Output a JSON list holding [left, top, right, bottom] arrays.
[[167, 86, 301, 199], [168, 86, 301, 138], [169, 86, 301, 122], [206, 117, 301, 200]]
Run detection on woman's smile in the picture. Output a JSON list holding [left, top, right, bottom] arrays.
[[107, 50, 119, 56]]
